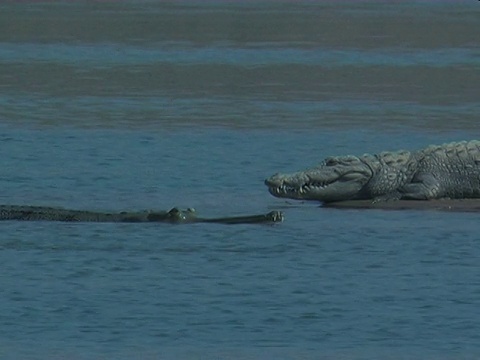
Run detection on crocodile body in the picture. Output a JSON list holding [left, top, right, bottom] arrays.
[[0, 205, 283, 224], [265, 140, 480, 203]]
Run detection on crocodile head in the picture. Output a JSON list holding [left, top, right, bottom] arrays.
[[265, 155, 375, 202]]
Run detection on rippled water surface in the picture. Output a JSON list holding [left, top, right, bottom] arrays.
[[0, 1, 479, 359]]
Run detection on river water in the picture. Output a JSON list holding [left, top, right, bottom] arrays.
[[0, 1, 479, 359]]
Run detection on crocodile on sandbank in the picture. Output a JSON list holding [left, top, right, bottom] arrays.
[[265, 140, 480, 204]]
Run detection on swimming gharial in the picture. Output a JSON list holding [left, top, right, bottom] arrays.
[[0, 205, 283, 225], [265, 140, 480, 203]]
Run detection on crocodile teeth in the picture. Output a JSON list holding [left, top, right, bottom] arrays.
[[310, 182, 327, 189], [272, 183, 331, 195]]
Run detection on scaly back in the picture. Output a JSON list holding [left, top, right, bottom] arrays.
[[414, 140, 480, 198]]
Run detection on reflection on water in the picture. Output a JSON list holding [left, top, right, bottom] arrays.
[[0, 1, 478, 130]]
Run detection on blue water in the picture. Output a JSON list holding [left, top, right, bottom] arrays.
[[0, 1, 479, 359], [2, 43, 478, 67]]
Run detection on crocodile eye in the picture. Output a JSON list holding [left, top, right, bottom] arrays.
[[325, 158, 337, 166]]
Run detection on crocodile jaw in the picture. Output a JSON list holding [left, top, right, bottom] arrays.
[[265, 158, 373, 202]]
